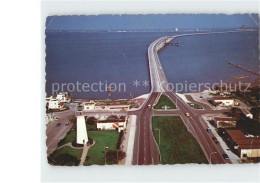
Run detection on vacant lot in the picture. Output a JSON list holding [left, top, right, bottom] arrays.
[[152, 116, 208, 164], [154, 94, 176, 109], [84, 130, 119, 165], [48, 146, 83, 166]]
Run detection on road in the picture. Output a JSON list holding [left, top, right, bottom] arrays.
[[131, 31, 251, 165], [46, 103, 77, 156]]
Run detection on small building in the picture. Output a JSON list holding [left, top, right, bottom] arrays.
[[83, 101, 95, 110], [95, 104, 130, 111], [97, 115, 127, 132], [214, 117, 236, 128], [226, 130, 260, 158], [241, 109, 253, 119], [56, 92, 71, 103], [212, 97, 234, 107], [76, 116, 88, 145], [47, 97, 65, 110]]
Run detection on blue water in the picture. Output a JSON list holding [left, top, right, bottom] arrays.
[[45, 31, 259, 99]]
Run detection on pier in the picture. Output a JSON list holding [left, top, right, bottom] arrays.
[[227, 61, 260, 77]]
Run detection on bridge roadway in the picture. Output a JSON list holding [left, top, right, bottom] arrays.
[[131, 31, 252, 165]]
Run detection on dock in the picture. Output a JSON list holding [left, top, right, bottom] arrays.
[[227, 61, 260, 77]]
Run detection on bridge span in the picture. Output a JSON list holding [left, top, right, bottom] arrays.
[[132, 30, 253, 165]]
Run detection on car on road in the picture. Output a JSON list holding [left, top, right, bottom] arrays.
[[206, 128, 212, 133], [54, 116, 60, 121], [56, 123, 61, 127], [148, 104, 151, 109], [185, 113, 190, 117], [65, 122, 70, 126], [222, 154, 229, 159]]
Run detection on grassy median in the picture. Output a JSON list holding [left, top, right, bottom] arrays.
[[152, 116, 208, 164], [84, 131, 119, 165], [154, 94, 176, 110]]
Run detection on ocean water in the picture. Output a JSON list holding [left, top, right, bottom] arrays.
[[45, 31, 259, 99]]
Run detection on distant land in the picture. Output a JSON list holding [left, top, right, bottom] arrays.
[[46, 14, 259, 31]]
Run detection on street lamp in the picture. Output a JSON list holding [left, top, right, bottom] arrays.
[[155, 128, 160, 145], [104, 146, 109, 165], [210, 152, 217, 164]]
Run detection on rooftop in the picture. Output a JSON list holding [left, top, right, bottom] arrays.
[[215, 117, 236, 121], [213, 97, 233, 100]]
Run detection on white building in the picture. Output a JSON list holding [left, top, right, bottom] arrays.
[[76, 116, 88, 145], [97, 116, 127, 132], [214, 117, 236, 128], [212, 97, 234, 106], [95, 104, 130, 111], [56, 92, 71, 103], [47, 97, 65, 110], [83, 101, 95, 110]]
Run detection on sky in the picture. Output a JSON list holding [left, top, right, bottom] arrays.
[[46, 14, 259, 31]]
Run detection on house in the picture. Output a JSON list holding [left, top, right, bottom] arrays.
[[47, 97, 65, 110], [241, 109, 253, 119], [212, 97, 234, 106], [97, 115, 127, 132], [83, 101, 95, 110], [56, 92, 71, 103], [226, 130, 260, 158], [214, 117, 236, 128], [76, 116, 88, 145]]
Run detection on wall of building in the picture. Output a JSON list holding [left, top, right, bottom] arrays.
[[215, 99, 234, 106], [76, 116, 88, 145], [241, 149, 260, 158], [97, 121, 126, 132]]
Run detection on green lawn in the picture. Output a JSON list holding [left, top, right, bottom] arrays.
[[58, 123, 76, 147], [188, 103, 203, 109], [152, 116, 208, 164], [84, 130, 119, 165], [48, 146, 83, 166], [154, 94, 176, 110]]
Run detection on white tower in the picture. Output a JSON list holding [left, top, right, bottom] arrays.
[[76, 116, 88, 145]]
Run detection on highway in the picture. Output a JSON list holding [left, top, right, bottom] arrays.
[[132, 31, 252, 165]]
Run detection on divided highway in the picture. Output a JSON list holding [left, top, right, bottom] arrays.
[[132, 31, 249, 165]]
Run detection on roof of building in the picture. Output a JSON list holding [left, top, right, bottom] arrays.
[[213, 97, 233, 100], [58, 102, 64, 106], [226, 130, 245, 139], [239, 144, 260, 149], [215, 117, 236, 121], [97, 115, 126, 123], [226, 130, 260, 150]]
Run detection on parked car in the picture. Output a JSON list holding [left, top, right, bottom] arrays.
[[222, 154, 229, 159], [65, 122, 70, 126], [56, 123, 61, 127], [54, 116, 60, 121], [206, 128, 212, 133]]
